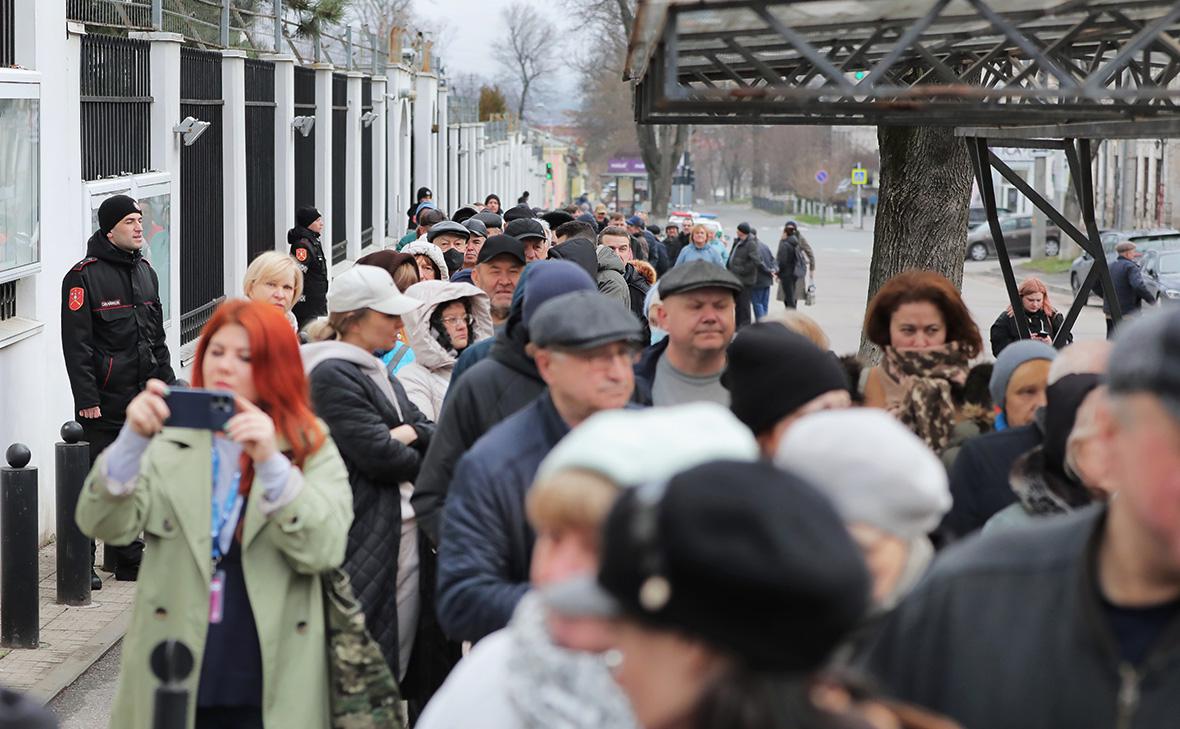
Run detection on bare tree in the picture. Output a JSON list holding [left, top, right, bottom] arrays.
[[493, 1, 552, 123], [348, 0, 413, 42]]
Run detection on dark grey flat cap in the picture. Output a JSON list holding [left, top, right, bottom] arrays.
[[474, 211, 504, 229], [529, 290, 644, 350], [426, 220, 471, 242], [1109, 308, 1180, 418], [658, 261, 743, 298], [462, 218, 489, 237]]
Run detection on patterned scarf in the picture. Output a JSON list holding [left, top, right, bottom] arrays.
[[881, 343, 971, 453]]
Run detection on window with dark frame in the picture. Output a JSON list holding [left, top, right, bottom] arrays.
[[0, 281, 16, 322]]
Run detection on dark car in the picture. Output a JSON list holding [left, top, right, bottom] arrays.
[[965, 214, 1060, 261], [967, 206, 1011, 232], [1069, 229, 1180, 298]]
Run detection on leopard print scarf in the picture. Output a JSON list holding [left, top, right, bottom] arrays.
[[882, 343, 971, 453]]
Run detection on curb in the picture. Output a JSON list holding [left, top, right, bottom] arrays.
[[972, 268, 1075, 298], [31, 611, 129, 704]]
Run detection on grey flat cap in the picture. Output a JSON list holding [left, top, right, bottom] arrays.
[[529, 290, 644, 350], [426, 220, 471, 242], [1109, 308, 1180, 417], [462, 218, 488, 237], [473, 211, 504, 230], [658, 260, 743, 298]]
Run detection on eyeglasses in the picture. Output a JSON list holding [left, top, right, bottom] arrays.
[[441, 315, 474, 328]]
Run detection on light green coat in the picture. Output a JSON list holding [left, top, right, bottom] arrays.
[[75, 426, 353, 729]]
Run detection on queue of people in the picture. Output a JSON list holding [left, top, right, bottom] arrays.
[[60, 190, 1180, 729]]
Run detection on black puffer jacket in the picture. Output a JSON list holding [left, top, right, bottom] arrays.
[[990, 308, 1070, 356], [306, 355, 434, 676], [411, 286, 546, 547], [288, 225, 327, 327]]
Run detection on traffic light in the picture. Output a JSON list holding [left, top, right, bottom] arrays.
[[545, 162, 553, 180]]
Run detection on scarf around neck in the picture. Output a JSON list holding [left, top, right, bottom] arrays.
[[881, 343, 971, 453]]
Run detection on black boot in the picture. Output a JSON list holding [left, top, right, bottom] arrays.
[[91, 569, 103, 591]]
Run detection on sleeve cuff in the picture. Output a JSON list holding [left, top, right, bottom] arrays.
[[257, 454, 303, 517], [103, 426, 152, 489]]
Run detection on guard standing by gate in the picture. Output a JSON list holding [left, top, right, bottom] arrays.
[[289, 206, 328, 328], [61, 194, 174, 587]]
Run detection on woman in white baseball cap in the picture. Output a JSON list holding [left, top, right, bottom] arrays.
[[301, 264, 432, 683]]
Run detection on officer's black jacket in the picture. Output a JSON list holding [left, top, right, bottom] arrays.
[[61, 230, 174, 426], [288, 225, 327, 325]]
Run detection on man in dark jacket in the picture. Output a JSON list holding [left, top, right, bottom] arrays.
[[599, 227, 652, 336], [62, 194, 175, 584], [1104, 241, 1157, 337], [727, 222, 760, 328], [751, 235, 778, 319], [289, 206, 328, 328], [662, 222, 688, 263], [436, 291, 644, 641], [411, 261, 598, 546], [867, 309, 1180, 729]]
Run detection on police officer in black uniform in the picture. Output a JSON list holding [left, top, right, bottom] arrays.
[[62, 194, 175, 587], [288, 206, 328, 328]]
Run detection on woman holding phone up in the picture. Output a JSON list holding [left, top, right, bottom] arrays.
[[76, 299, 353, 729]]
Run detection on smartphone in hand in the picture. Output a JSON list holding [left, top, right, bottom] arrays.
[[164, 388, 236, 431]]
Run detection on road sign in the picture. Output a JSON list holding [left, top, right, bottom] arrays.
[[852, 167, 868, 185], [815, 170, 829, 184]]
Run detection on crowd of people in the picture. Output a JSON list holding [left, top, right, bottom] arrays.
[[58, 190, 1180, 729]]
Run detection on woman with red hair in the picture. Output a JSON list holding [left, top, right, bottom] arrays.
[[989, 276, 1072, 356], [76, 299, 352, 729]]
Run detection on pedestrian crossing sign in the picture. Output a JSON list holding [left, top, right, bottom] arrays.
[[852, 168, 868, 185]]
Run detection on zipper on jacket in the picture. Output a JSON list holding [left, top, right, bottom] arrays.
[[1116, 663, 1140, 729], [101, 356, 114, 389]]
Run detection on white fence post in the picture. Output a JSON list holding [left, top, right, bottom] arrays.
[[266, 53, 296, 251], [221, 50, 248, 297], [312, 63, 334, 275], [371, 76, 388, 248], [345, 72, 363, 260]]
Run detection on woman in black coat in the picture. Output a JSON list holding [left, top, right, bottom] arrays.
[[301, 265, 435, 683], [991, 277, 1071, 356]]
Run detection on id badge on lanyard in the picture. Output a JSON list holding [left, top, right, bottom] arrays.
[[209, 448, 241, 625]]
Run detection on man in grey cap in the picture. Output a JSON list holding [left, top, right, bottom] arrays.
[[869, 308, 1180, 728], [634, 261, 741, 407], [436, 290, 644, 642], [1104, 240, 1157, 337], [459, 217, 489, 273], [473, 211, 504, 237]]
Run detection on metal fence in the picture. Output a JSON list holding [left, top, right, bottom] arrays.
[[67, 0, 153, 32], [361, 78, 373, 247], [293, 65, 315, 215], [245, 58, 275, 263], [179, 47, 224, 345], [1, 0, 15, 66], [79, 35, 152, 180], [330, 73, 346, 265]]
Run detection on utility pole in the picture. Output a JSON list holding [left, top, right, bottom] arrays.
[[855, 161, 863, 230]]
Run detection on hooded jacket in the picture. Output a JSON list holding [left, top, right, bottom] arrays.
[[398, 281, 494, 421], [411, 268, 548, 547], [595, 246, 631, 309], [302, 341, 435, 677], [288, 225, 327, 325], [547, 237, 598, 281], [402, 240, 450, 282], [62, 230, 175, 426]]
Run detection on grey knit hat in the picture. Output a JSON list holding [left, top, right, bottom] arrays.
[[990, 340, 1057, 412]]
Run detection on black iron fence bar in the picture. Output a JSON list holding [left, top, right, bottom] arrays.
[[1, 0, 14, 66], [67, 0, 153, 31], [180, 296, 226, 343], [0, 281, 16, 321]]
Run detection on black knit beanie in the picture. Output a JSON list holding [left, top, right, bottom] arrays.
[[296, 206, 322, 229], [98, 195, 142, 235], [722, 322, 849, 435]]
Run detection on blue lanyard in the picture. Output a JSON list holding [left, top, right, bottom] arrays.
[[210, 447, 242, 564]]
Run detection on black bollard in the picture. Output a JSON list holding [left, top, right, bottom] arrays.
[[150, 640, 193, 729], [1, 444, 38, 649], [56, 422, 91, 606]]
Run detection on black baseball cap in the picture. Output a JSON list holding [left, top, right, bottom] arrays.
[[503, 204, 536, 222], [476, 234, 527, 266], [505, 218, 547, 242]]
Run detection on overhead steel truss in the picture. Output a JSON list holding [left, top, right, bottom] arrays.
[[628, 0, 1180, 128]]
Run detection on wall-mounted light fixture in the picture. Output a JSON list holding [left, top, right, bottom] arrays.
[[173, 116, 211, 146], [292, 116, 316, 137], [361, 111, 379, 127]]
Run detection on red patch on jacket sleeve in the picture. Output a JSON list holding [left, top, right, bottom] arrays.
[[295, 248, 308, 262], [68, 287, 85, 312]]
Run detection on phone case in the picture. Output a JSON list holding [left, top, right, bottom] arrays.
[[164, 389, 236, 431]]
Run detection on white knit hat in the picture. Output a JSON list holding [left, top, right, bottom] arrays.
[[775, 409, 951, 539], [536, 402, 759, 486]]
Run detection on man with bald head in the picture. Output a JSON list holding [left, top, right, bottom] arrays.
[[940, 340, 1112, 541]]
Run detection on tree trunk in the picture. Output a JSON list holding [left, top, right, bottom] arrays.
[[859, 126, 974, 360], [638, 123, 689, 218]]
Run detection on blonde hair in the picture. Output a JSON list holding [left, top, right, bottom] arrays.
[[304, 311, 369, 342], [243, 251, 303, 313], [526, 468, 620, 539], [772, 310, 830, 351]]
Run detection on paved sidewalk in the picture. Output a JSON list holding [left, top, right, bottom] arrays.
[[0, 541, 134, 703]]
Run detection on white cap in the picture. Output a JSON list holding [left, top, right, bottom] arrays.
[[327, 265, 423, 316]]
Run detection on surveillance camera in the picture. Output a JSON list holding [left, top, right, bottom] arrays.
[[401, 48, 415, 63]]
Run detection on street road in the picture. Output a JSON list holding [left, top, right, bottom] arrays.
[[48, 640, 121, 729], [703, 202, 1107, 355]]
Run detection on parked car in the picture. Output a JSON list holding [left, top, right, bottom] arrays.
[[1139, 249, 1180, 303], [967, 206, 1012, 232], [1069, 229, 1180, 298], [965, 214, 1060, 261]]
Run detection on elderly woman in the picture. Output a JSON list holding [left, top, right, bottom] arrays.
[[990, 277, 1072, 355], [76, 300, 352, 729], [402, 240, 449, 282], [242, 251, 303, 330], [863, 271, 984, 453], [398, 280, 494, 420], [674, 224, 726, 267]]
